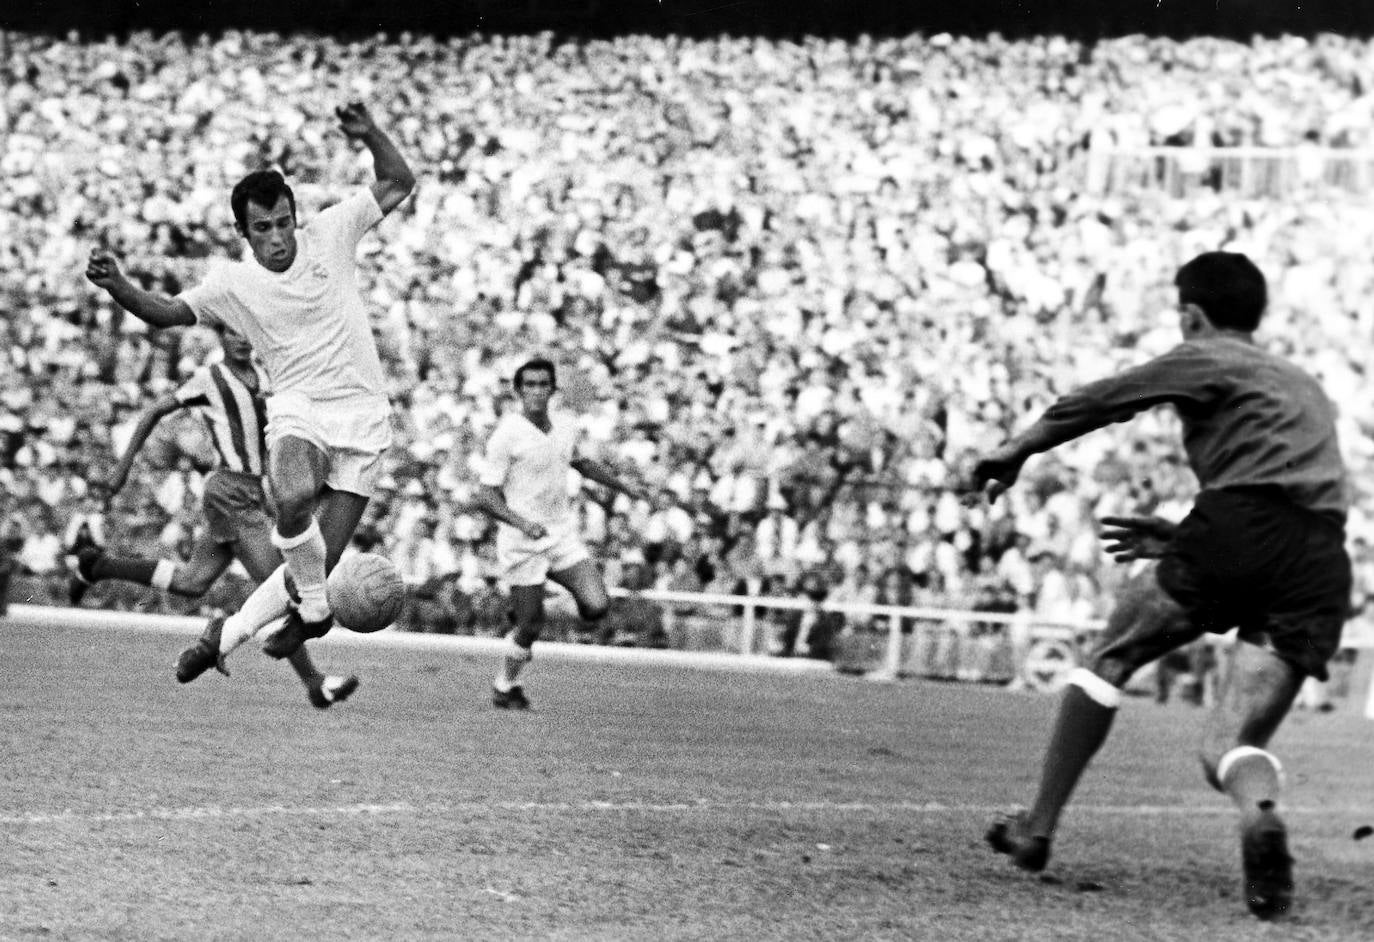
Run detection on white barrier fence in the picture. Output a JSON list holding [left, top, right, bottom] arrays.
[[607, 587, 1374, 716], [607, 586, 1093, 688]]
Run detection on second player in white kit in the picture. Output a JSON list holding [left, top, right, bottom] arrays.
[[475, 358, 666, 709]]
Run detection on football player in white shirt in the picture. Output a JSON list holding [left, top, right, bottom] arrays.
[[475, 358, 665, 709], [85, 102, 414, 680]]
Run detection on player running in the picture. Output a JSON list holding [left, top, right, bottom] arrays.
[[69, 324, 359, 709], [474, 358, 665, 709], [968, 251, 1351, 920], [86, 101, 415, 678]]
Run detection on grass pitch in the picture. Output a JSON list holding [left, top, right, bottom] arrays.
[[2, 619, 1371, 941]]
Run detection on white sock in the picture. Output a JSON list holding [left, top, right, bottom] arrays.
[[150, 559, 178, 591], [219, 567, 293, 656], [273, 519, 330, 622], [320, 676, 352, 700], [495, 639, 532, 691]]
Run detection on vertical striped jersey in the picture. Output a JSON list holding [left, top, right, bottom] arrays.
[[173, 362, 269, 476]]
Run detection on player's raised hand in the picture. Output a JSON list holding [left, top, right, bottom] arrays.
[[85, 248, 126, 291], [335, 101, 377, 140], [1099, 515, 1177, 562], [965, 442, 1027, 505]]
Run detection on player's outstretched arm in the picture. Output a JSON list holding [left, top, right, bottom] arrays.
[[473, 484, 547, 540], [335, 102, 416, 216], [106, 394, 183, 498], [570, 457, 667, 510], [86, 250, 195, 329]]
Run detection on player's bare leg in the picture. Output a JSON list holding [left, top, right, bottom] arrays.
[[988, 565, 1201, 870], [234, 524, 360, 708], [494, 584, 543, 709], [71, 538, 233, 604], [1199, 640, 1303, 920], [550, 558, 611, 635], [261, 487, 369, 660], [269, 436, 333, 625]]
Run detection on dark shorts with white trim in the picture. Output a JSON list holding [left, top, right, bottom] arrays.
[[202, 470, 274, 546], [1156, 486, 1351, 681]]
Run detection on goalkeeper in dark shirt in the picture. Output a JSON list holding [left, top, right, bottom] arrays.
[[969, 251, 1351, 921]]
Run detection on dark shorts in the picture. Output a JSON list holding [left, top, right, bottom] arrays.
[[1156, 487, 1351, 681], [202, 470, 274, 546]]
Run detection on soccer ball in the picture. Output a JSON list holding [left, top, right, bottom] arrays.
[[326, 553, 405, 632]]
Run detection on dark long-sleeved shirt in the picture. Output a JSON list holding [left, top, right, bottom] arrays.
[[1018, 335, 1349, 522]]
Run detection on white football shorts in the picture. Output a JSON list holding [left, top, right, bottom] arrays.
[[266, 391, 393, 498], [497, 521, 590, 587]]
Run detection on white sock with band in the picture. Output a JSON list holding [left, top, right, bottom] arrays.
[[1216, 746, 1284, 790], [1067, 667, 1123, 708], [272, 519, 331, 623], [219, 566, 294, 656]]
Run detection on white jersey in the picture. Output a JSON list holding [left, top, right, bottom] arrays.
[[480, 409, 581, 530], [178, 190, 387, 403]]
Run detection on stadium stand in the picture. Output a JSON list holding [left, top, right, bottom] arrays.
[[4, 28, 1374, 686]]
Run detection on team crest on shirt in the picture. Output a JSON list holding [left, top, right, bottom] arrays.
[[309, 263, 329, 282]]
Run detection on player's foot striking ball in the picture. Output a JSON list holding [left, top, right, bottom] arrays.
[[263, 554, 402, 659], [261, 609, 334, 660], [326, 553, 405, 632]]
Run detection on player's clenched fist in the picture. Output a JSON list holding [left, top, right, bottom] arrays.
[[966, 441, 1028, 505], [335, 101, 378, 140], [85, 248, 125, 291]]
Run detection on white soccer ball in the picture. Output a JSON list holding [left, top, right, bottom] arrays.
[[326, 553, 405, 633]]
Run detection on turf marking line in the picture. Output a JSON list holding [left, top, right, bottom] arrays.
[[0, 800, 1339, 827], [2, 604, 831, 675]]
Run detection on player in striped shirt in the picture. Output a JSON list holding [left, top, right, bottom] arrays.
[[969, 252, 1351, 920], [70, 325, 359, 710]]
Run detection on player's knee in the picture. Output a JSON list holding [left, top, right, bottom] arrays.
[[276, 498, 314, 532], [271, 483, 316, 529]]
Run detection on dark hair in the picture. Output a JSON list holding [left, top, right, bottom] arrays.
[[1173, 251, 1267, 331], [513, 357, 557, 390], [230, 170, 296, 232]]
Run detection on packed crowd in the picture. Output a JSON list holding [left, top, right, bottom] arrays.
[[6, 29, 1374, 648]]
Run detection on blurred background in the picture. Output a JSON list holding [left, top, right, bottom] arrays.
[[3, 0, 1373, 698]]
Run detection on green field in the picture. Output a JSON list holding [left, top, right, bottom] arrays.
[[2, 619, 1371, 941]]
